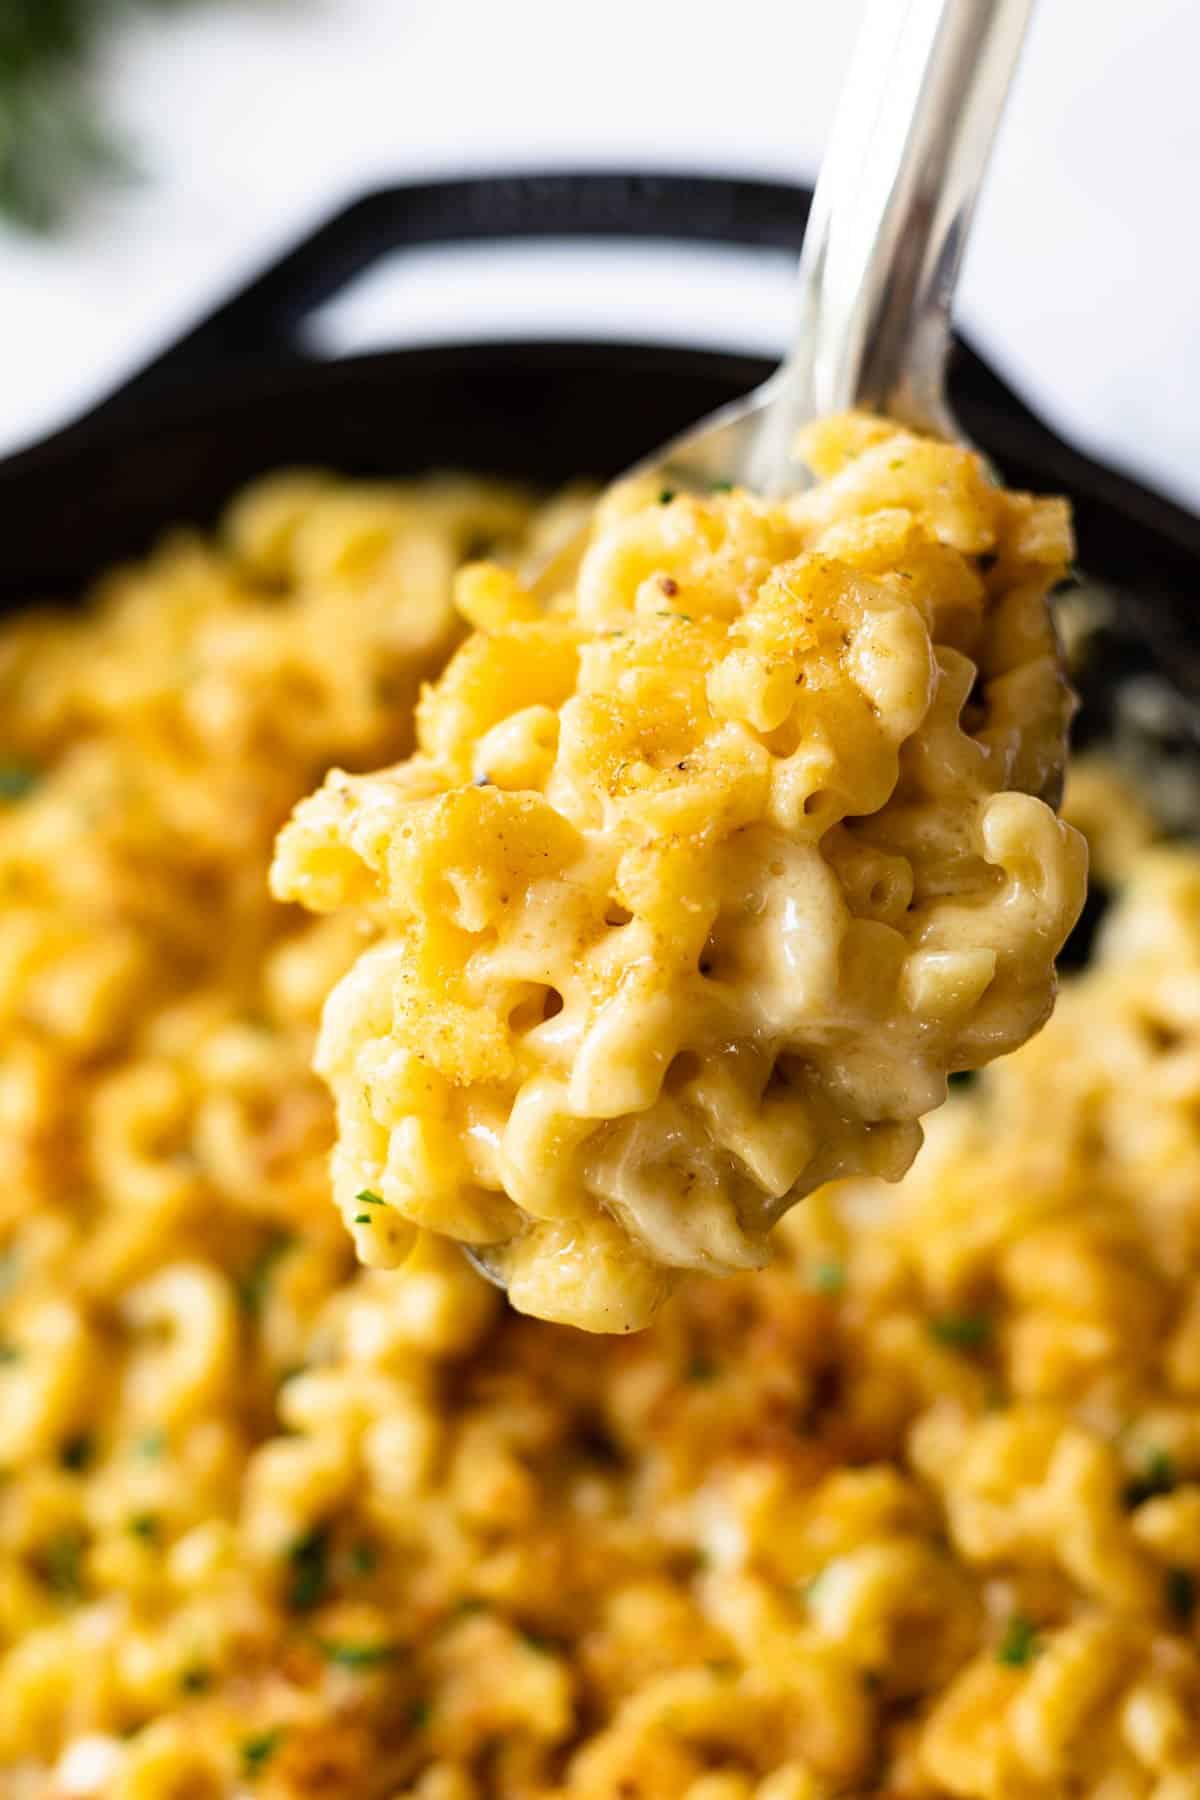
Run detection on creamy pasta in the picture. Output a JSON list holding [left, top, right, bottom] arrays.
[[1, 458, 1197, 1798], [272, 415, 1086, 1330]]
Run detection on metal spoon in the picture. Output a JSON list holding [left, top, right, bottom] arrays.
[[527, 0, 1031, 598], [469, 0, 1034, 1285]]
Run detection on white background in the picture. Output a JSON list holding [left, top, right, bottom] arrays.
[[1, 0, 1197, 511]]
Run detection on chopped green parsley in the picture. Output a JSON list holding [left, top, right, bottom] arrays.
[[996, 1614, 1039, 1667], [44, 1531, 85, 1601], [0, 762, 38, 801], [236, 1232, 293, 1318], [808, 1259, 846, 1296], [318, 1639, 400, 1670], [240, 1728, 285, 1778], [929, 1312, 992, 1350], [347, 1539, 377, 1576], [286, 1524, 330, 1612]]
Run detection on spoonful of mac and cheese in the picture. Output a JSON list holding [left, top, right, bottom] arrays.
[[271, 0, 1087, 1329]]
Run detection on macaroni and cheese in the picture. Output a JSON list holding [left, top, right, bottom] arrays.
[[1, 461, 1197, 1799], [272, 416, 1086, 1330]]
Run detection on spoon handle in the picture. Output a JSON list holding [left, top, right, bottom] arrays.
[[750, 0, 1034, 491]]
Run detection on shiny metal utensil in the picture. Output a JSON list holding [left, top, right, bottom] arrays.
[[469, 0, 1034, 1287], [527, 0, 1032, 616]]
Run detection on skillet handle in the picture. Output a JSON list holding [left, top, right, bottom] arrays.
[[100, 173, 814, 419], [14, 167, 1190, 571], [39, 168, 1056, 469]]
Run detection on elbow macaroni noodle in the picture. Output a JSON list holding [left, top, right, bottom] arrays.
[[1, 441, 1192, 1800], [272, 415, 1086, 1329]]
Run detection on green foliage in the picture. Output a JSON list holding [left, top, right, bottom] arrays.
[[0, 0, 199, 231]]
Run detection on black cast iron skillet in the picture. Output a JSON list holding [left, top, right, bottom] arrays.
[[3, 170, 1199, 876]]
